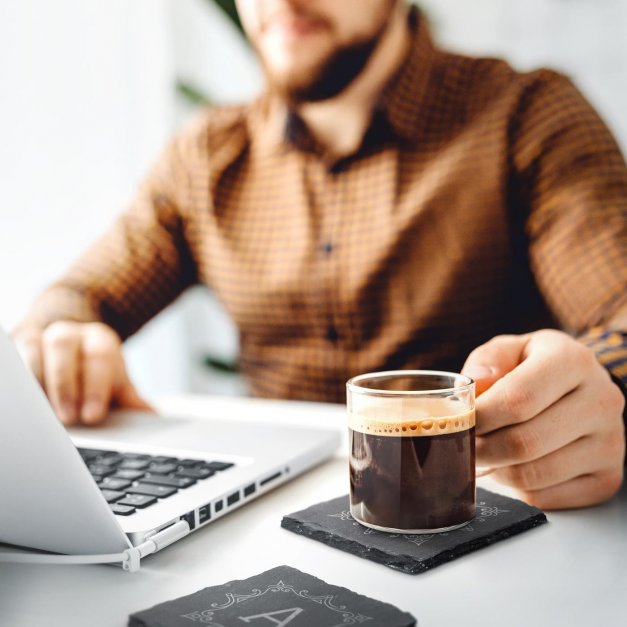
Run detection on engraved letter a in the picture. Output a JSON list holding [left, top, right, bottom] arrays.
[[238, 607, 304, 626]]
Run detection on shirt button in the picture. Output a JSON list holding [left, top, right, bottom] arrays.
[[321, 242, 334, 255], [326, 325, 340, 343]]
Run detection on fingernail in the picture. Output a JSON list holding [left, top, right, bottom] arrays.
[[81, 400, 104, 423], [60, 402, 76, 424], [463, 365, 496, 380]]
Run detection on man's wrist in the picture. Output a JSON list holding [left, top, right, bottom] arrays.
[[577, 326, 627, 434]]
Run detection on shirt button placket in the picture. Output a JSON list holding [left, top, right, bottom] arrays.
[[325, 324, 340, 343]]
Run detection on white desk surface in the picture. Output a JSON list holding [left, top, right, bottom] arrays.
[[1, 395, 626, 627]]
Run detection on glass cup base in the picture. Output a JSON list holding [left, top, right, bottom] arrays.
[[352, 516, 474, 535]]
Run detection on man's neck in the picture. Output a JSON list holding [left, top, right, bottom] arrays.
[[295, 4, 411, 160]]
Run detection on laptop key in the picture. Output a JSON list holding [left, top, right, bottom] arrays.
[[100, 489, 126, 503], [176, 468, 214, 480], [150, 456, 179, 464], [113, 469, 146, 481], [120, 453, 150, 461], [78, 448, 104, 461], [177, 459, 203, 468], [202, 461, 234, 472], [126, 483, 178, 498], [100, 477, 132, 491], [88, 464, 116, 478], [142, 474, 196, 489], [119, 459, 150, 470], [148, 463, 178, 474], [96, 454, 124, 467], [118, 494, 157, 509], [80, 447, 115, 456], [111, 504, 136, 516]]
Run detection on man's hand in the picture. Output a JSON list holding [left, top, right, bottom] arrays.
[[13, 321, 152, 426], [461, 330, 625, 510]]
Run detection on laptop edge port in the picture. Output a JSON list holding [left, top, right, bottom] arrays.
[[198, 504, 211, 524], [180, 510, 196, 530], [260, 471, 282, 487]]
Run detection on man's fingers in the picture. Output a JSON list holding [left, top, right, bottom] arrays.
[[81, 322, 153, 420], [41, 322, 82, 425], [80, 327, 117, 425], [513, 470, 624, 511], [461, 335, 528, 395], [475, 335, 586, 436], [490, 434, 624, 492], [476, 385, 592, 467], [464, 329, 625, 509], [14, 321, 151, 426]]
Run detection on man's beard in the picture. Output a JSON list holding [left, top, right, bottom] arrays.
[[262, 21, 389, 104], [288, 36, 381, 103]]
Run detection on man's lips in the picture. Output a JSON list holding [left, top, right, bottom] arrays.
[[263, 12, 328, 38]]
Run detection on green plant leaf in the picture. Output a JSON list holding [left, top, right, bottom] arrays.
[[176, 80, 212, 106], [202, 354, 240, 374], [206, 0, 244, 35]]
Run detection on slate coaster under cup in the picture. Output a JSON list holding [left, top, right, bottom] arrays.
[[129, 565, 416, 627], [281, 487, 547, 575]]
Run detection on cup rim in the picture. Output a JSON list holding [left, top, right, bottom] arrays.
[[346, 369, 475, 397]]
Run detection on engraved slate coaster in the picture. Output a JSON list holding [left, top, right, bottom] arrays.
[[281, 488, 547, 575], [128, 565, 416, 627]]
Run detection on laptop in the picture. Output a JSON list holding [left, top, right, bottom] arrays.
[[0, 328, 340, 570]]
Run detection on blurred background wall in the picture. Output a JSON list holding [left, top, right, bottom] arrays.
[[1, 0, 625, 401]]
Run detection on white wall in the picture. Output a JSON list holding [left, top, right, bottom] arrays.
[[1, 0, 625, 401], [0, 0, 260, 399], [0, 0, 182, 397], [0, 0, 173, 327]]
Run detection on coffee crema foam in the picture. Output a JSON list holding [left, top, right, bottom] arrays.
[[348, 398, 475, 437]]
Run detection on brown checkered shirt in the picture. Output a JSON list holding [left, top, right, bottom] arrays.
[[20, 13, 627, 407]]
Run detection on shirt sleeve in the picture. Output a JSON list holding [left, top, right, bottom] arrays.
[[16, 128, 198, 341], [510, 70, 627, 417]]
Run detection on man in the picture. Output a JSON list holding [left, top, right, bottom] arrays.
[[14, 0, 627, 510]]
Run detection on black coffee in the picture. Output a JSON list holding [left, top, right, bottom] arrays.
[[349, 415, 475, 531]]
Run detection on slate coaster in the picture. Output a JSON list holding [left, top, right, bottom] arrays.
[[128, 565, 416, 627], [281, 488, 547, 575]]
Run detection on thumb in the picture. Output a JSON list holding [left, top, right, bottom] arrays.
[[461, 334, 530, 396], [112, 365, 154, 413]]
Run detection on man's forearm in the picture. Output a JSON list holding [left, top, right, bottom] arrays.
[[15, 285, 102, 335]]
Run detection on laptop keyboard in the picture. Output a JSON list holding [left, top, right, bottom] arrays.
[[77, 448, 234, 517]]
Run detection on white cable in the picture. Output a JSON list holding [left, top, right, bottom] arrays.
[[0, 520, 190, 573], [0, 551, 125, 566]]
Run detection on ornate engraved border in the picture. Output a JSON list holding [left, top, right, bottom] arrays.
[[181, 579, 373, 626], [329, 499, 510, 551]]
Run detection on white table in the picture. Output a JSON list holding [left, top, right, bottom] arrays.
[[1, 395, 626, 626]]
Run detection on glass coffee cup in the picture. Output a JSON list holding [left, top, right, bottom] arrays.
[[347, 370, 476, 533]]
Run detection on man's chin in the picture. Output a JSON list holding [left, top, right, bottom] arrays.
[[263, 33, 382, 104], [266, 66, 357, 104], [265, 70, 326, 103]]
